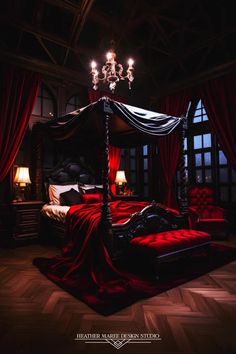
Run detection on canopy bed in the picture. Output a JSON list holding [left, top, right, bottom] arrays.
[[32, 97, 211, 315]]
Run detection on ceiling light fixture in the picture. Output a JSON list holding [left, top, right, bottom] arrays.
[[90, 43, 134, 93]]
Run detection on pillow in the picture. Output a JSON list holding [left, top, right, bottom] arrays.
[[81, 193, 111, 203], [48, 184, 79, 205], [81, 193, 102, 204], [95, 185, 103, 193], [60, 188, 82, 206], [79, 185, 96, 194], [79, 184, 103, 194]]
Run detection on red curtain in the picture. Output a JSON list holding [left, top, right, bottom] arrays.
[[88, 89, 126, 193], [200, 73, 236, 169], [158, 90, 191, 207], [109, 147, 121, 194], [0, 65, 41, 182]]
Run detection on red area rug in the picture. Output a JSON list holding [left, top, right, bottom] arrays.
[[34, 242, 236, 316], [34, 202, 236, 316]]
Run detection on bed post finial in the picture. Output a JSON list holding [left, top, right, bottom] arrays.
[[179, 116, 188, 213]]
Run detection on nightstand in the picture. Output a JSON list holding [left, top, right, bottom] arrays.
[[113, 195, 140, 201], [11, 201, 44, 242]]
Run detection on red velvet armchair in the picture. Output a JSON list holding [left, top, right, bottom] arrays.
[[189, 186, 229, 238]]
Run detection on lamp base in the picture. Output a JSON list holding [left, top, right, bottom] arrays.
[[116, 184, 126, 195], [14, 186, 26, 202]]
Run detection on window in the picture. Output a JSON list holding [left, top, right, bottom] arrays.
[[143, 145, 149, 197], [66, 95, 81, 114], [129, 148, 137, 190], [32, 84, 55, 118], [183, 99, 236, 205], [177, 137, 188, 199], [193, 133, 213, 183], [119, 144, 152, 198], [193, 100, 208, 123], [120, 148, 137, 194]]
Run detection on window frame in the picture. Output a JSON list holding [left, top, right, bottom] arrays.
[[183, 98, 236, 206], [32, 84, 56, 119], [65, 95, 81, 114]]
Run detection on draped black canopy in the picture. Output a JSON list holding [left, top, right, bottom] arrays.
[[42, 97, 184, 147]]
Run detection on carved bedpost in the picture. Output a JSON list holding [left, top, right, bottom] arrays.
[[179, 117, 188, 213], [101, 112, 112, 231]]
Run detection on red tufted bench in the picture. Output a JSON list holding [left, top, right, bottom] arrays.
[[130, 229, 211, 270]]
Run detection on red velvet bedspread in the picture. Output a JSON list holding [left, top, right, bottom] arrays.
[[34, 201, 159, 315]]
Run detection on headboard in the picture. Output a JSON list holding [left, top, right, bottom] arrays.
[[45, 158, 98, 185], [43, 158, 101, 201]]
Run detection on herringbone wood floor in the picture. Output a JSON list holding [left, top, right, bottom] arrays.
[[0, 240, 236, 354]]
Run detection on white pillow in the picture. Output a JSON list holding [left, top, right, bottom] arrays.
[[79, 184, 103, 194], [48, 184, 79, 205], [83, 184, 103, 189]]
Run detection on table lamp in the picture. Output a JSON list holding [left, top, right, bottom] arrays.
[[115, 170, 127, 195], [14, 166, 31, 201]]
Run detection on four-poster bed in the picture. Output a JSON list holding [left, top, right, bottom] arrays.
[[34, 97, 189, 251], [32, 97, 211, 315]]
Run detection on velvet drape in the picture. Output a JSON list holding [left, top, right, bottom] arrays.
[[88, 89, 125, 193], [0, 65, 41, 182], [200, 73, 236, 170], [34, 200, 158, 315], [158, 90, 191, 208]]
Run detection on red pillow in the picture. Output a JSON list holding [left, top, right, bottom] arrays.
[[81, 193, 112, 204], [81, 193, 102, 203]]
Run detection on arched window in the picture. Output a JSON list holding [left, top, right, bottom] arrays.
[[66, 95, 81, 114], [178, 98, 236, 205], [32, 84, 56, 118]]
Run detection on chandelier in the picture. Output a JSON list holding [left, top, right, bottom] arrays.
[[90, 46, 134, 93]]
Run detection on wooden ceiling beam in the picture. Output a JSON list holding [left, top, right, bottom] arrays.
[[63, 0, 94, 65], [178, 27, 236, 59], [42, 0, 82, 13], [71, 0, 94, 46], [0, 16, 96, 59], [152, 59, 236, 99], [0, 16, 71, 49], [153, 20, 187, 73], [36, 36, 58, 64], [0, 49, 89, 86]]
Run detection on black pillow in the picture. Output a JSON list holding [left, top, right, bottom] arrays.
[[60, 188, 82, 206], [84, 187, 97, 194]]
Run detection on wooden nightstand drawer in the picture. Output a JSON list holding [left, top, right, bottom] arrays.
[[16, 223, 38, 233], [13, 229, 39, 240], [11, 201, 43, 242], [16, 209, 40, 225]]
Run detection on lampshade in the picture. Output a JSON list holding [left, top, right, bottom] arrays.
[[14, 167, 31, 187], [115, 170, 127, 185]]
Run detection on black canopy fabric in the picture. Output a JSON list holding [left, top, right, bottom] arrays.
[[41, 97, 184, 147]]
